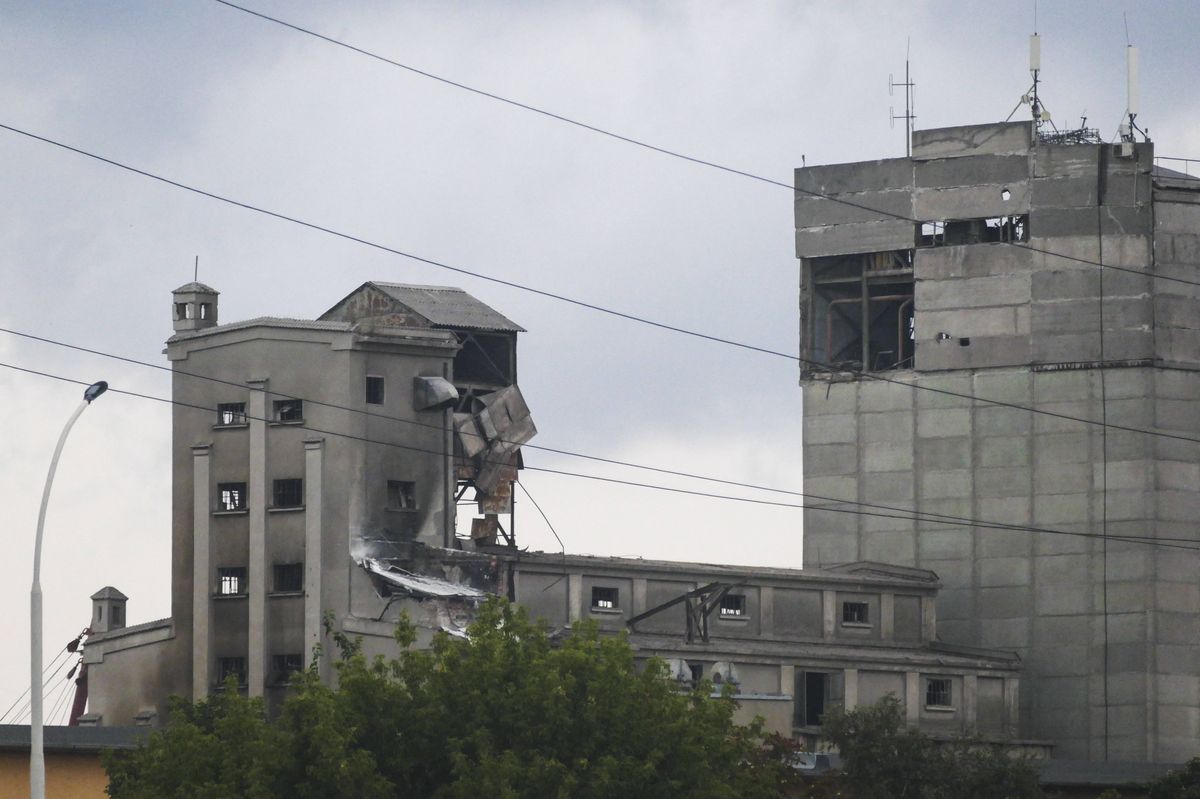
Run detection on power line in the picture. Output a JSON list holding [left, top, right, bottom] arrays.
[[211, 0, 1198, 292], [5, 359, 1198, 554]]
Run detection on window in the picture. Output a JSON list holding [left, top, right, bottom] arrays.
[[387, 480, 417, 511], [218, 567, 247, 596], [273, 562, 303, 593], [218, 482, 247, 512], [271, 653, 303, 683], [175, 302, 193, 320], [794, 671, 843, 727], [199, 302, 211, 320], [688, 663, 705, 684], [803, 249, 914, 374], [110, 604, 124, 627], [926, 678, 953, 708], [591, 586, 619, 611], [917, 215, 1028, 248], [217, 656, 246, 685], [217, 402, 246, 426], [719, 594, 747, 617], [842, 601, 869, 625], [366, 375, 385, 405], [273, 478, 304, 508], [273, 399, 303, 422]]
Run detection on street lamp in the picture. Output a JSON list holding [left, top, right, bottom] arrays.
[[30, 381, 106, 799]]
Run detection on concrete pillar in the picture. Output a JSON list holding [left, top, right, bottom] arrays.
[[303, 438, 324, 673], [880, 592, 895, 641], [247, 378, 268, 697], [567, 572, 582, 622], [822, 590, 837, 639], [920, 595, 937, 642], [844, 667, 860, 711], [759, 586, 775, 637], [963, 674, 978, 731], [191, 444, 211, 700], [1004, 676, 1020, 737], [780, 663, 795, 697], [632, 578, 647, 617], [905, 671, 921, 723]]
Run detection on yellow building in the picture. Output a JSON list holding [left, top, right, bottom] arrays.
[[0, 725, 142, 799]]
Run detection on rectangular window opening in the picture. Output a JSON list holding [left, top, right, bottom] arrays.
[[217, 402, 247, 426], [199, 302, 211, 320], [719, 594, 747, 617], [218, 567, 247, 596], [366, 375, 385, 405], [917, 215, 1029, 248], [217, 656, 247, 685], [591, 586, 619, 611], [926, 678, 953, 708], [387, 480, 417, 511], [795, 671, 836, 728], [273, 562, 303, 593], [688, 663, 705, 685], [271, 653, 303, 683], [273, 399, 303, 422], [217, 482, 247, 512], [842, 601, 869, 625], [272, 478, 304, 509]]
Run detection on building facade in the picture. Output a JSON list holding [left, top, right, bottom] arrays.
[[794, 120, 1200, 761]]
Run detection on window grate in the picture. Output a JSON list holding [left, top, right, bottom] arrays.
[[218, 567, 247, 596], [273, 399, 303, 421], [842, 601, 869, 625], [217, 402, 247, 425], [926, 678, 953, 708], [273, 562, 303, 593], [273, 478, 303, 508], [719, 594, 746, 617], [217, 483, 247, 512], [591, 587, 619, 610]]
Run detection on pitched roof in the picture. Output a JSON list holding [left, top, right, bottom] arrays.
[[370, 283, 524, 332], [171, 281, 219, 294]]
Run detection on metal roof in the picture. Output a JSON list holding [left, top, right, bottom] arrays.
[[371, 282, 525, 333], [0, 724, 146, 752], [361, 558, 489, 600]]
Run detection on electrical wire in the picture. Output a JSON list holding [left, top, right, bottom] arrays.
[[0, 647, 71, 724], [5, 359, 1199, 554], [2, 649, 75, 725]]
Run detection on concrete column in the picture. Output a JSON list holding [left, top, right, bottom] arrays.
[[191, 444, 211, 700], [905, 671, 921, 723], [303, 438, 324, 672], [844, 667, 860, 711], [780, 663, 795, 697], [632, 578, 647, 617], [1004, 676, 1020, 736], [920, 595, 937, 642], [880, 592, 895, 641], [759, 586, 775, 637], [567, 572, 582, 622], [822, 590, 837, 639], [247, 378, 268, 697], [963, 674, 978, 731]]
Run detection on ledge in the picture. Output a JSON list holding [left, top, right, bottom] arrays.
[[212, 423, 248, 431], [269, 419, 306, 427], [840, 622, 872, 629], [268, 591, 305, 599], [267, 506, 305, 514], [589, 607, 623, 615], [212, 593, 248, 600], [213, 509, 249, 517], [924, 705, 956, 714]]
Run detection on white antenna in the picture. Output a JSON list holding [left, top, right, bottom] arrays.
[[1029, 33, 1043, 128], [1126, 45, 1139, 118]]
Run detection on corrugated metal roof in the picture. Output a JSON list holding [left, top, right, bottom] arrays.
[[371, 282, 525, 332], [361, 558, 489, 600]]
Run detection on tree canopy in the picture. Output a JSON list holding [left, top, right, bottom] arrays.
[[105, 599, 790, 799]]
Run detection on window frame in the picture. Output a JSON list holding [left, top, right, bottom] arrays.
[[365, 375, 385, 405], [841, 601, 870, 626], [273, 399, 304, 422], [386, 480, 417, 511], [217, 656, 247, 686], [719, 593, 747, 618], [272, 478, 304, 509], [216, 402, 247, 426], [271, 653, 304, 684], [273, 562, 304, 593], [590, 586, 620, 612], [925, 677, 954, 710], [217, 567, 248, 596], [217, 482, 248, 512]]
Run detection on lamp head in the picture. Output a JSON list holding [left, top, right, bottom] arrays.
[[83, 381, 108, 403]]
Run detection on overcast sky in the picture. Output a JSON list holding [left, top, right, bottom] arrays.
[[2, 0, 1197, 719]]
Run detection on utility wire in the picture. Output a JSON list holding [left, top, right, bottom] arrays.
[[210, 0, 1197, 291], [6, 330, 1200, 540], [0, 647, 71, 724], [5, 359, 1199, 553]]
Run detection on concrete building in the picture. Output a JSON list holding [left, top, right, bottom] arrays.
[[794, 120, 1200, 761]]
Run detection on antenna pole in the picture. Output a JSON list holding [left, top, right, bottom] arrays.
[[193, 255, 199, 283], [1029, 33, 1042, 130], [889, 45, 915, 157]]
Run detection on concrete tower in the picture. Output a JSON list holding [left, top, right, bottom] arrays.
[[794, 121, 1200, 761]]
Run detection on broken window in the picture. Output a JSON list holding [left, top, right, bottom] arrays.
[[804, 249, 914, 374], [926, 677, 953, 708], [387, 480, 417, 510], [217, 656, 246, 685], [217, 482, 247, 512], [591, 586, 619, 611], [271, 653, 303, 683], [719, 594, 747, 617], [218, 567, 247, 596], [273, 562, 303, 593], [794, 670, 843, 727], [217, 402, 247, 426], [272, 478, 303, 508], [453, 332, 515, 387], [917, 215, 1028, 247], [366, 375, 385, 405], [273, 399, 303, 422], [842, 601, 869, 625]]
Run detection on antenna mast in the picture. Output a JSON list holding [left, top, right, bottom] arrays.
[[889, 39, 916, 157]]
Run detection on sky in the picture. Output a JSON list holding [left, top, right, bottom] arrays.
[[1, 0, 1198, 720]]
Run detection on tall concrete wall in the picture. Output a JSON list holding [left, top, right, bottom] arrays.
[[797, 122, 1200, 762]]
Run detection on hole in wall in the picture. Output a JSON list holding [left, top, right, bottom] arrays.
[[1001, 187, 1012, 201], [958, 337, 971, 347]]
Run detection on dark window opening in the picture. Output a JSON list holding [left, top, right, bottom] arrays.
[[387, 480, 417, 510], [591, 586, 619, 610], [110, 604, 124, 627], [795, 670, 843, 727], [273, 562, 303, 593], [366, 375, 385, 405], [805, 250, 914, 374], [719, 594, 747, 617], [688, 663, 705, 684], [272, 478, 303, 508], [218, 567, 247, 596], [273, 399, 303, 422], [199, 302, 212, 320], [842, 601, 869, 625], [217, 402, 247, 426], [926, 678, 953, 708], [175, 302, 193, 320], [217, 656, 246, 685], [271, 653, 303, 683], [453, 332, 515, 387], [218, 482, 247, 512], [917, 215, 1028, 247]]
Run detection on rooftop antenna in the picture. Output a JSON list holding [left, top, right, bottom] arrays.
[[889, 38, 915, 157], [1120, 14, 1149, 143], [193, 255, 199, 283]]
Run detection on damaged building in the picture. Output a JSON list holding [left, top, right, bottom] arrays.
[[794, 120, 1200, 761]]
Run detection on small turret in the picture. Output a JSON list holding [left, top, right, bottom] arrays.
[[90, 586, 128, 634], [172, 282, 219, 333]]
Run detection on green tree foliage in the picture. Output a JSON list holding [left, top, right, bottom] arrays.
[[814, 696, 1044, 799], [106, 599, 789, 799], [1147, 757, 1200, 799]]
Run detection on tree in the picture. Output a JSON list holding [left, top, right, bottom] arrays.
[[1146, 757, 1200, 799], [106, 599, 789, 798], [815, 696, 1044, 799]]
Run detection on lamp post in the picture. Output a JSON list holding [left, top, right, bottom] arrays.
[[30, 381, 106, 799]]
